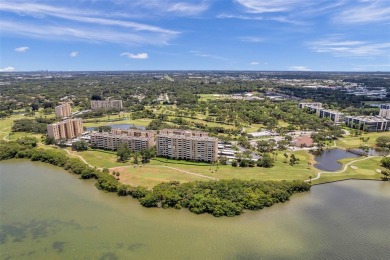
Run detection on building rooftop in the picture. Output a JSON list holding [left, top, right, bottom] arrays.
[[345, 115, 389, 122]]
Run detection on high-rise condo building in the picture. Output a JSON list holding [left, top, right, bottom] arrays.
[[55, 102, 72, 118], [90, 129, 156, 152], [47, 118, 83, 140], [156, 129, 218, 162]]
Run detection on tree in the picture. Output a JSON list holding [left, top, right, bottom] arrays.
[[97, 126, 112, 132], [256, 154, 275, 168], [117, 143, 131, 162], [381, 157, 390, 169], [289, 154, 300, 166], [133, 152, 140, 164], [381, 169, 390, 181], [44, 135, 56, 145], [72, 140, 89, 151], [376, 136, 390, 149], [231, 160, 238, 167]]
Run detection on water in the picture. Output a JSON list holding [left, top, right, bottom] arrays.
[[86, 123, 145, 131], [1, 160, 390, 259], [314, 148, 360, 171]]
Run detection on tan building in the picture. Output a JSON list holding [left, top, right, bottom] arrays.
[[90, 130, 156, 152], [55, 102, 72, 118], [156, 129, 218, 162], [91, 98, 123, 111], [47, 118, 83, 140], [379, 104, 390, 119]]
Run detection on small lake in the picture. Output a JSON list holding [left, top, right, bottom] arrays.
[[313, 148, 360, 171], [86, 123, 145, 131], [1, 160, 390, 259]]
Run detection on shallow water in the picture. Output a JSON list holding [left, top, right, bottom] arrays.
[[1, 160, 389, 259], [314, 148, 360, 171], [86, 123, 145, 131]]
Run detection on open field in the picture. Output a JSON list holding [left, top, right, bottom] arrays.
[[198, 94, 228, 102], [68, 149, 124, 168], [0, 114, 25, 140], [113, 165, 208, 188], [336, 132, 389, 149], [82, 118, 153, 128], [150, 151, 317, 181]]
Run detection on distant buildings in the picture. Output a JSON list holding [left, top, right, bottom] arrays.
[[90, 129, 155, 152], [47, 118, 83, 140], [344, 116, 390, 132], [319, 109, 344, 124], [156, 129, 218, 162], [55, 102, 71, 118], [292, 135, 314, 147], [298, 102, 323, 109], [298, 102, 344, 123], [379, 104, 390, 119], [91, 98, 123, 111]]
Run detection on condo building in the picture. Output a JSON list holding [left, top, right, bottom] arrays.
[[156, 129, 218, 162], [91, 98, 123, 111], [55, 102, 72, 118], [344, 116, 389, 132], [90, 130, 156, 152], [298, 102, 323, 109], [319, 109, 344, 123], [47, 118, 83, 140], [379, 104, 390, 119]]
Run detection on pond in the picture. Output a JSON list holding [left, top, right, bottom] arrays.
[[86, 123, 145, 131], [1, 160, 390, 259], [313, 148, 360, 171]]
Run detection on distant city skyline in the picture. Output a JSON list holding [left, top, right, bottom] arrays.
[[1, 0, 389, 72]]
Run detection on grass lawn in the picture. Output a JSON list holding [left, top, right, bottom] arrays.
[[82, 118, 153, 128], [114, 165, 207, 188], [198, 94, 227, 102], [311, 156, 385, 184], [0, 114, 26, 139], [69, 149, 125, 168], [147, 150, 317, 182], [336, 132, 389, 149], [167, 116, 238, 130]]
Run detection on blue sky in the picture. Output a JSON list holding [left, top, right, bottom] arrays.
[[1, 0, 389, 71]]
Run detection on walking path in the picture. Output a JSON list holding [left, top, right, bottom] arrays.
[[65, 149, 216, 180], [63, 149, 103, 170], [305, 155, 377, 182], [160, 165, 217, 180]]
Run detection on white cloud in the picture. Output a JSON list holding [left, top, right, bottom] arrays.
[[14, 46, 29, 52], [0, 21, 176, 46], [336, 0, 390, 24], [288, 66, 311, 71], [190, 51, 228, 61], [307, 36, 390, 57], [120, 52, 149, 59], [0, 1, 179, 45], [168, 2, 209, 16], [70, 51, 78, 57], [236, 0, 305, 13], [239, 37, 264, 43], [0, 66, 15, 72], [250, 61, 259, 65], [217, 14, 263, 20]]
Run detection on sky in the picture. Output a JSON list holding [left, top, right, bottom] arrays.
[[1, 0, 390, 72]]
